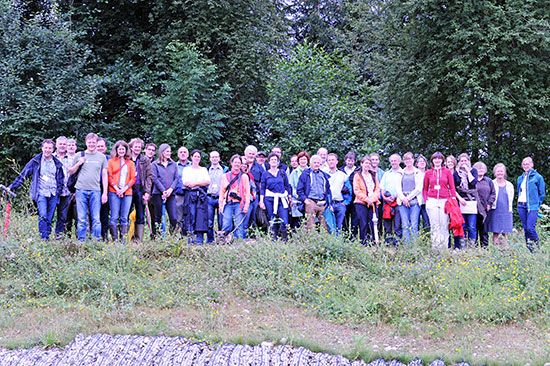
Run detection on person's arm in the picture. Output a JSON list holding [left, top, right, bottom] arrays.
[[296, 172, 307, 203], [423, 171, 429, 202], [101, 168, 108, 204], [9, 159, 35, 191], [537, 174, 546, 206], [152, 163, 166, 193], [243, 174, 251, 213], [143, 159, 153, 202], [447, 170, 457, 199], [486, 177, 496, 210], [218, 174, 228, 213], [125, 161, 137, 193], [371, 178, 381, 205], [259, 173, 267, 210], [408, 170, 423, 201], [353, 174, 368, 203], [69, 153, 85, 175], [395, 173, 407, 205]]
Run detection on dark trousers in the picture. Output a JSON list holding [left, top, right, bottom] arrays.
[[65, 196, 77, 235], [148, 200, 156, 237], [131, 186, 145, 225], [355, 203, 374, 245], [207, 195, 221, 242], [152, 194, 177, 234], [55, 195, 71, 235], [476, 214, 489, 247], [383, 207, 401, 246], [419, 203, 430, 231], [343, 202, 359, 238], [100, 202, 109, 240]]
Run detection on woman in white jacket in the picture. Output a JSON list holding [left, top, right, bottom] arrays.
[[488, 163, 514, 246], [396, 152, 424, 245]]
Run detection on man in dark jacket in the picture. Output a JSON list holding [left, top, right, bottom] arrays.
[[296, 154, 332, 231], [9, 139, 65, 239], [129, 138, 153, 241]]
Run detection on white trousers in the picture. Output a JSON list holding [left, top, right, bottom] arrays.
[[426, 198, 449, 250]]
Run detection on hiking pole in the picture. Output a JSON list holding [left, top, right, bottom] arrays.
[[0, 184, 17, 239], [372, 204, 379, 245]]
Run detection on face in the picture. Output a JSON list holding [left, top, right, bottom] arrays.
[[389, 155, 401, 170], [245, 149, 256, 163], [231, 157, 241, 170], [477, 166, 486, 178], [240, 157, 249, 172], [290, 156, 298, 169], [310, 157, 321, 171], [361, 159, 372, 171], [178, 147, 189, 162], [42, 142, 54, 158], [494, 166, 506, 179], [459, 156, 470, 169], [67, 141, 77, 154], [96, 140, 106, 154], [162, 147, 171, 160], [131, 142, 143, 157], [327, 155, 338, 170], [271, 147, 282, 158], [257, 155, 266, 165], [298, 156, 308, 168], [210, 151, 220, 165], [86, 137, 97, 152], [433, 157, 444, 167], [403, 155, 414, 167], [145, 145, 156, 158], [445, 157, 455, 170], [417, 158, 427, 170], [346, 157, 355, 168], [370, 155, 380, 168], [522, 158, 533, 172], [117, 145, 127, 158], [191, 152, 201, 164], [56, 139, 67, 153], [268, 156, 279, 169], [318, 149, 328, 162]]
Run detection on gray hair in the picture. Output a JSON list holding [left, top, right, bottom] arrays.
[[473, 161, 487, 173], [244, 145, 257, 155]]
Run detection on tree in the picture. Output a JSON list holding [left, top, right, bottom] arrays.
[[347, 0, 550, 178], [0, 0, 98, 175], [257, 42, 381, 158]]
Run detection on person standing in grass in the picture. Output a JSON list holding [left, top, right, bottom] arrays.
[[423, 152, 457, 250], [488, 163, 514, 247], [107, 140, 136, 241], [53, 136, 72, 239], [352, 156, 380, 245], [473, 161, 495, 248], [260, 153, 292, 240], [219, 154, 250, 239], [296, 154, 331, 233], [289, 151, 309, 230], [516, 157, 545, 252], [151, 144, 179, 236], [8, 139, 65, 240], [415, 154, 430, 231], [128, 138, 153, 242], [396, 152, 423, 245], [453, 153, 479, 248]]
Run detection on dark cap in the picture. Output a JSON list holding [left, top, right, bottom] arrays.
[[257, 150, 267, 157]]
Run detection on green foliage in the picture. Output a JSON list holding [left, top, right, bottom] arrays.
[[131, 42, 231, 151], [257, 42, 383, 157], [0, 0, 98, 179]]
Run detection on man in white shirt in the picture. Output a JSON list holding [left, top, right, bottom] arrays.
[[327, 153, 349, 235], [379, 153, 403, 246]]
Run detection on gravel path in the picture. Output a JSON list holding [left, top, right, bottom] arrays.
[[0, 334, 470, 366]]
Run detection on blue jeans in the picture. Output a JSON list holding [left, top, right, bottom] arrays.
[[55, 195, 71, 235], [75, 189, 101, 240], [36, 195, 58, 239], [264, 197, 289, 234], [399, 203, 421, 245], [462, 213, 477, 241], [518, 204, 539, 251], [207, 195, 222, 243], [419, 203, 430, 230], [332, 202, 347, 236], [108, 192, 132, 226], [222, 202, 246, 239]]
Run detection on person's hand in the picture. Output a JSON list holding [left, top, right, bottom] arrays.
[[77, 156, 86, 166], [259, 200, 266, 210], [402, 197, 410, 207], [487, 204, 491, 212], [458, 197, 466, 206], [242, 207, 248, 214], [101, 193, 108, 204], [143, 192, 150, 203], [304, 198, 313, 205]]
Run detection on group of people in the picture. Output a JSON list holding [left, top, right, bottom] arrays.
[[7, 135, 546, 251]]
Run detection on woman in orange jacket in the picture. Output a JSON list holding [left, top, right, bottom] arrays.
[[353, 156, 380, 245], [107, 140, 136, 240]]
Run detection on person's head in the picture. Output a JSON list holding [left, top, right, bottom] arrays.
[[240, 156, 249, 172], [67, 139, 77, 154], [327, 153, 338, 170], [389, 153, 402, 170], [257, 151, 267, 165], [190, 149, 202, 165], [360, 156, 373, 172], [267, 152, 280, 169], [55, 136, 67, 153], [271, 146, 282, 159], [209, 150, 221, 166], [458, 153, 471, 169], [416, 154, 428, 171], [128, 138, 144, 157], [145, 143, 157, 159], [522, 157, 534, 172], [472, 161, 487, 178], [229, 154, 241, 171], [157, 144, 171, 163], [244, 145, 257, 164], [431, 151, 445, 168], [445, 155, 457, 171], [310, 154, 322, 171], [369, 153, 380, 169], [297, 151, 310, 168], [42, 139, 55, 158], [493, 163, 507, 179], [85, 133, 98, 152], [96, 137, 107, 154], [290, 155, 298, 169], [402, 152, 414, 168], [317, 148, 328, 163], [178, 146, 189, 163], [111, 140, 130, 159], [345, 151, 356, 168]]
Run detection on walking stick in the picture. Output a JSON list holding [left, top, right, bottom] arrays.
[[1, 184, 17, 239], [372, 204, 379, 245]]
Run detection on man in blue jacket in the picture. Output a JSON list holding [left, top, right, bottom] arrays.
[[517, 157, 546, 252], [8, 139, 65, 240], [297, 154, 332, 232]]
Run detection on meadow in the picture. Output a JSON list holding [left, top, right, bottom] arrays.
[[1, 208, 550, 365]]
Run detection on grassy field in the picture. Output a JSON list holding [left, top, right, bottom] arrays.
[[1, 209, 550, 365]]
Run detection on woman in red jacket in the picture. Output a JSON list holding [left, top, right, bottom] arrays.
[[423, 151, 457, 249], [107, 140, 136, 240]]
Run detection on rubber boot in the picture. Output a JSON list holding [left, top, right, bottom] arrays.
[[109, 225, 118, 241], [271, 229, 279, 241], [134, 224, 144, 242], [120, 225, 129, 242], [280, 229, 288, 242], [467, 239, 477, 249]]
